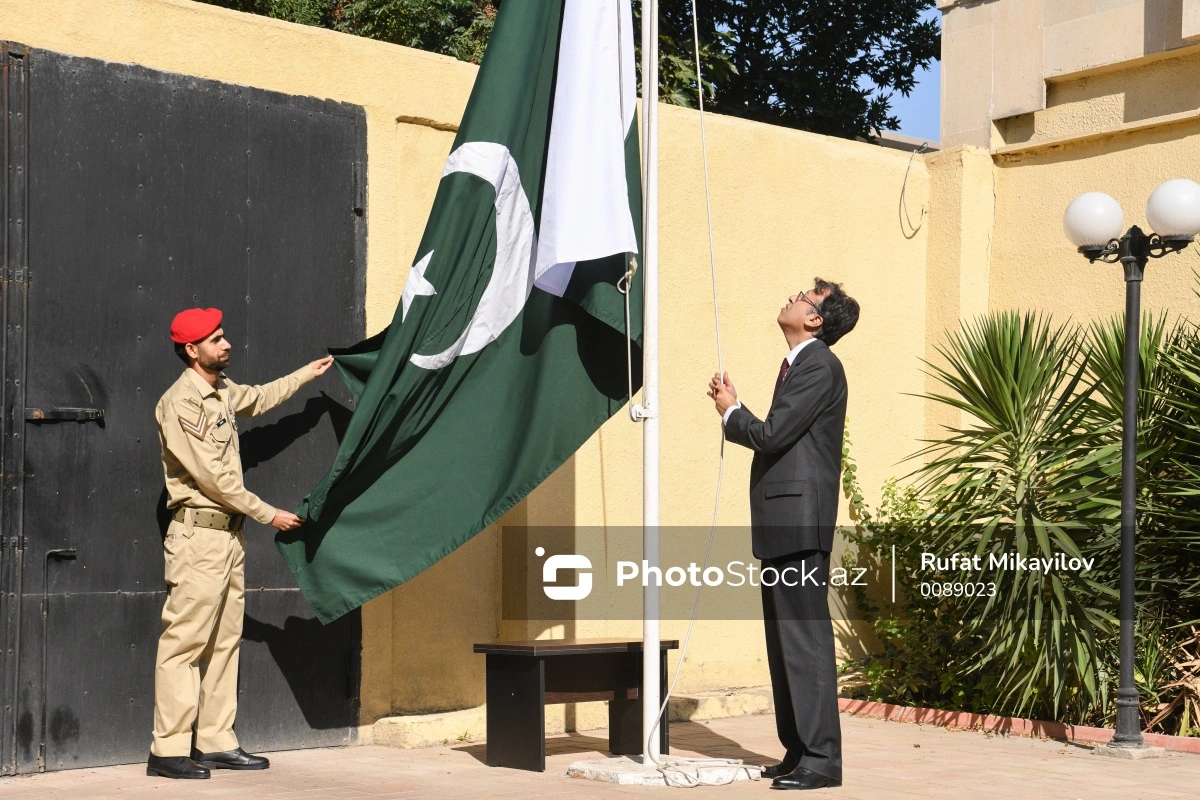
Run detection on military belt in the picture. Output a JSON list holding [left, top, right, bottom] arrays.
[[172, 507, 245, 532]]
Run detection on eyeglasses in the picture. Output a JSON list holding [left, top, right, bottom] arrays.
[[795, 291, 820, 313]]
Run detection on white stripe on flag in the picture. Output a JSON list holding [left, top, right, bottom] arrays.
[[534, 0, 639, 298]]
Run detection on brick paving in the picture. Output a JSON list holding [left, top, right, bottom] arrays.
[[2, 711, 1197, 799]]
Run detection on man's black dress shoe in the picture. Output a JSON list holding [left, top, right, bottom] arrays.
[[761, 754, 800, 779], [771, 766, 842, 790], [191, 747, 271, 770], [146, 754, 210, 779]]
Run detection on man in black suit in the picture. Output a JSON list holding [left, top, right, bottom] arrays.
[[708, 278, 858, 791]]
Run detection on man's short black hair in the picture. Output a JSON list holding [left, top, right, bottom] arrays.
[[812, 277, 859, 347], [174, 342, 191, 365]]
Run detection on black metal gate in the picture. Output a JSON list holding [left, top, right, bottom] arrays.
[[0, 43, 366, 773]]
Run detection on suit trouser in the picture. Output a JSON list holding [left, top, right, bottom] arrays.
[[151, 518, 245, 757], [760, 549, 842, 781]]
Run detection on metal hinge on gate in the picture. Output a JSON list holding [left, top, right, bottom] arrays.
[[24, 407, 104, 422]]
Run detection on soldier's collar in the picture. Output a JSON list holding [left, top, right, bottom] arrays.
[[182, 367, 223, 398]]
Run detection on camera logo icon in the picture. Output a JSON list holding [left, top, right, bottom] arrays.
[[536, 546, 593, 600]]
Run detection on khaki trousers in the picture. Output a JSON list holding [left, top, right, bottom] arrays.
[[150, 517, 245, 757]]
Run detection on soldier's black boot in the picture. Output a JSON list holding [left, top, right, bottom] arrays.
[[192, 746, 270, 770], [146, 754, 211, 779]]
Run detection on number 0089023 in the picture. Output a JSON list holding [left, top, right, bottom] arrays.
[[920, 582, 997, 598]]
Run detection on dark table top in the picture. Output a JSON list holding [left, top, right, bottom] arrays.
[[474, 638, 681, 656]]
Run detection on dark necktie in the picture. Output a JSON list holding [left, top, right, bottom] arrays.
[[772, 357, 790, 402]]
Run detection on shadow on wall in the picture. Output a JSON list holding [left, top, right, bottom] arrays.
[[241, 612, 361, 731], [374, 456, 578, 719], [1043, 49, 1200, 128], [1143, 0, 1187, 73], [996, 113, 1200, 169], [240, 393, 354, 471]]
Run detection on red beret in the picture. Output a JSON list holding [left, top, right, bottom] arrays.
[[170, 307, 223, 344]]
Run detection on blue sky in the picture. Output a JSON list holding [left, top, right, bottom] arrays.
[[885, 8, 941, 143]]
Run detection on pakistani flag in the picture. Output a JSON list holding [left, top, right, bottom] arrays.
[[279, 0, 643, 623]]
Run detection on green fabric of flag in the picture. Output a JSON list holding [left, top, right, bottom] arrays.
[[278, 0, 643, 624]]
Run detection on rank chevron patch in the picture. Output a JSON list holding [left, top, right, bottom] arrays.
[[179, 405, 209, 440]]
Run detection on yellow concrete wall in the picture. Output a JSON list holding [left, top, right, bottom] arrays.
[[992, 128, 1200, 322], [922, 146, 994, 441], [938, 0, 1200, 147], [1, 0, 932, 726], [999, 47, 1200, 149], [989, 48, 1200, 323]]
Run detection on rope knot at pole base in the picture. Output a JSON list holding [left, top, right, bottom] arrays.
[[565, 754, 762, 787], [655, 755, 763, 788]]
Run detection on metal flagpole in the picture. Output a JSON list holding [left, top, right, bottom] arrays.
[[639, 0, 661, 764], [575, 2, 756, 784]]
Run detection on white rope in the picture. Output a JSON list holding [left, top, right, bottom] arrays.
[[639, 1, 758, 788]]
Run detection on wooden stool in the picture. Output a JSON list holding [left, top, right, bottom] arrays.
[[473, 638, 679, 771]]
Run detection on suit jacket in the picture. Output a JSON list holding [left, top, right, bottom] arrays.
[[724, 339, 847, 558]]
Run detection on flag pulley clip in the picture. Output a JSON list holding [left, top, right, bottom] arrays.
[[629, 403, 655, 421]]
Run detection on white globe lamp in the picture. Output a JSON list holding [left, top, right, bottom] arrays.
[[1145, 178, 1200, 241], [1063, 192, 1125, 251]]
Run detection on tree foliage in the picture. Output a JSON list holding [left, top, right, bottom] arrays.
[[202, 1, 497, 63], [660, 1, 939, 138], [198, 0, 939, 140]]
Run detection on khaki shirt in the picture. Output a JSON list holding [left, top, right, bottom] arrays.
[[156, 366, 315, 525]]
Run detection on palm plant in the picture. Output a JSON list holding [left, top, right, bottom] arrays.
[[1149, 322, 1200, 622], [1083, 314, 1179, 523], [913, 311, 1119, 718], [844, 309, 1200, 731], [1084, 315, 1200, 620]]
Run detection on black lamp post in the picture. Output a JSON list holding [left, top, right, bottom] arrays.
[[1063, 181, 1200, 749]]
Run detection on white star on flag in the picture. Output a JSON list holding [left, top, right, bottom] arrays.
[[401, 251, 437, 321]]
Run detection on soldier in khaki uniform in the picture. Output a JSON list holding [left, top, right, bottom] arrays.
[[148, 307, 334, 780]]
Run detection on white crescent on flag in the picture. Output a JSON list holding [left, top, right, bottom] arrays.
[[409, 142, 537, 371], [406, 0, 638, 370]]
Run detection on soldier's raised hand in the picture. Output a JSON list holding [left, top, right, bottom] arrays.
[[309, 355, 335, 377]]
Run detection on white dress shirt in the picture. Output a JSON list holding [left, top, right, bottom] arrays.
[[722, 337, 817, 425]]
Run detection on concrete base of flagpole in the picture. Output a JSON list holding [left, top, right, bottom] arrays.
[[1091, 744, 1168, 760], [566, 755, 762, 786]]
